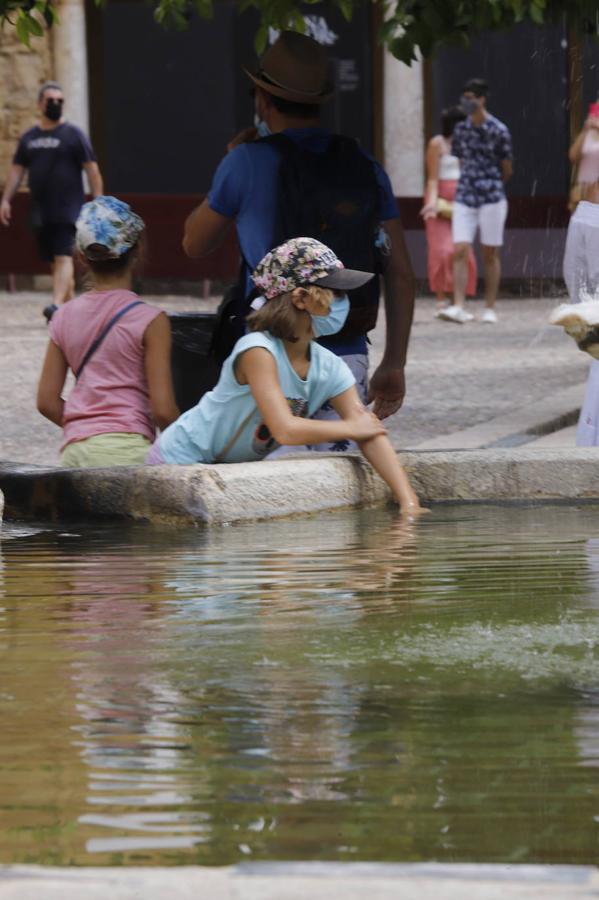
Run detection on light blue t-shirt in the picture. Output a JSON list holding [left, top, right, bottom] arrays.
[[158, 331, 356, 465]]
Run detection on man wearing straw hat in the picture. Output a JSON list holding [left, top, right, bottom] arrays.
[[183, 31, 415, 443]]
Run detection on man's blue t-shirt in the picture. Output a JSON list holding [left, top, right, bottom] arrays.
[[14, 121, 96, 225], [207, 128, 399, 356]]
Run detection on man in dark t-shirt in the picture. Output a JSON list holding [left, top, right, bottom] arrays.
[[0, 81, 103, 319]]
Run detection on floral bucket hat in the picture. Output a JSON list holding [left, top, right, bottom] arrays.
[[76, 195, 145, 260], [252, 237, 374, 300]]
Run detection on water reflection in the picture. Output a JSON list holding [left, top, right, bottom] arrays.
[[64, 542, 210, 855], [1, 507, 599, 864]]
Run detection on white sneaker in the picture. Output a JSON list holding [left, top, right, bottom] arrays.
[[481, 309, 498, 324], [438, 305, 474, 324]]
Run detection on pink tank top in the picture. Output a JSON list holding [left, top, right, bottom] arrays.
[[49, 289, 162, 449], [578, 133, 599, 184]]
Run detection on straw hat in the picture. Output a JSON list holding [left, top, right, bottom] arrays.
[[244, 30, 333, 105]]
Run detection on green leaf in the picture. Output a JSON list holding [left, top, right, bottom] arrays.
[[510, 0, 524, 22], [379, 16, 399, 41], [15, 10, 30, 43], [254, 21, 269, 53], [529, 2, 545, 23], [389, 33, 417, 64], [2, 0, 597, 63], [193, 0, 212, 18], [336, 0, 354, 22], [35, 0, 54, 24], [27, 12, 43, 33]]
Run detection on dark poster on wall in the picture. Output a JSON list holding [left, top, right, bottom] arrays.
[[430, 23, 569, 197], [92, 0, 374, 195], [93, 0, 237, 195]]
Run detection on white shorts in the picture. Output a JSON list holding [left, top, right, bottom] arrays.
[[452, 199, 508, 247]]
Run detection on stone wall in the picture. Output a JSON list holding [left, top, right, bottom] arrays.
[[0, 30, 53, 188]]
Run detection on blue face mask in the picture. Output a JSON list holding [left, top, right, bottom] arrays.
[[460, 96, 479, 115], [311, 294, 350, 337], [254, 113, 271, 138]]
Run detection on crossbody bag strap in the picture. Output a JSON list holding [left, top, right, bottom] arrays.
[[75, 300, 143, 380], [214, 408, 256, 464]]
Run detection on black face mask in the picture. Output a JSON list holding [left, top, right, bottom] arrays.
[[44, 99, 63, 122]]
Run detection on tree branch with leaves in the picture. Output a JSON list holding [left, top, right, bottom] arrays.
[[1, 0, 56, 45], [2, 0, 598, 60]]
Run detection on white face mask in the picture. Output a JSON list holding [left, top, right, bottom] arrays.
[[311, 294, 350, 337], [253, 112, 271, 138]]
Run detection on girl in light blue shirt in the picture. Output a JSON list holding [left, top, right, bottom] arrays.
[[147, 238, 422, 515]]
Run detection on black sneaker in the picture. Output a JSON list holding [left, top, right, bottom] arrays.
[[43, 303, 59, 323]]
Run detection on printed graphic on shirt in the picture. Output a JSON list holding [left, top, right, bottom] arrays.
[[28, 137, 61, 150], [251, 397, 308, 457]]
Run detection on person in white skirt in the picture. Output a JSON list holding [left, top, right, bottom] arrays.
[[563, 202, 599, 445], [562, 102, 599, 446]]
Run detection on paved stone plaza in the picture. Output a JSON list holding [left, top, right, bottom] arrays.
[[0, 290, 589, 466]]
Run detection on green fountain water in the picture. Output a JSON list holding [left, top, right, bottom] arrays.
[[1, 505, 599, 866]]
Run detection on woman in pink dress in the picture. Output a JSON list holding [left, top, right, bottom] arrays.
[[421, 107, 477, 316]]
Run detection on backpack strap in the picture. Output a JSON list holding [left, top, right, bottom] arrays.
[[74, 300, 143, 380]]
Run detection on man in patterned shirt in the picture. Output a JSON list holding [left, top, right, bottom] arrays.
[[439, 78, 513, 325]]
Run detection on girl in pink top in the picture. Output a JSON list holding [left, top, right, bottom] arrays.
[[37, 196, 179, 467]]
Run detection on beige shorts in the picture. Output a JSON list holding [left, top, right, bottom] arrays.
[[60, 432, 152, 468]]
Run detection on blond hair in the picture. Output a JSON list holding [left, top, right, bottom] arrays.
[[247, 285, 330, 341]]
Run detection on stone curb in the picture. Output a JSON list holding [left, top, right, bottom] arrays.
[[0, 455, 388, 525], [402, 447, 599, 504], [0, 863, 598, 899], [1, 447, 599, 526]]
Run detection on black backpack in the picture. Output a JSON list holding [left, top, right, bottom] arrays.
[[264, 132, 385, 339], [203, 132, 385, 404]]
